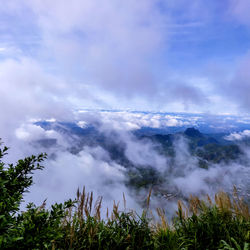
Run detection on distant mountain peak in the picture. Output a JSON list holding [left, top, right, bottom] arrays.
[[184, 127, 203, 138]]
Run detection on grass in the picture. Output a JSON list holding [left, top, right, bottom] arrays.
[[1, 186, 250, 249], [41, 187, 248, 250]]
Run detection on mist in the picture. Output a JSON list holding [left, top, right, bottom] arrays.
[[1, 110, 244, 218]]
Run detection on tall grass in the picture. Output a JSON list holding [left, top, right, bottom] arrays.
[[42, 187, 249, 250], [2, 185, 250, 249], [56, 187, 153, 249]]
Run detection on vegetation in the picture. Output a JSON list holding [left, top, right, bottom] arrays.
[[0, 142, 249, 249]]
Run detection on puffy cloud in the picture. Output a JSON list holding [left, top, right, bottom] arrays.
[[77, 110, 193, 131], [25, 145, 141, 213], [0, 58, 74, 146], [15, 124, 49, 141], [26, 0, 168, 97], [0, 0, 214, 113], [161, 135, 250, 200], [225, 130, 250, 141]]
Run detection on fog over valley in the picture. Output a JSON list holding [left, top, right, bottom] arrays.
[[3, 110, 248, 215]]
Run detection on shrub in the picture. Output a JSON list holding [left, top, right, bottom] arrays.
[[0, 142, 46, 248]]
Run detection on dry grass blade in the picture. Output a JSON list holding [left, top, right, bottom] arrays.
[[123, 192, 126, 211], [84, 193, 89, 217], [177, 200, 188, 219], [156, 208, 168, 230], [106, 207, 109, 220], [146, 187, 152, 209], [207, 194, 212, 205], [77, 187, 86, 220], [94, 196, 103, 221], [189, 195, 202, 215], [112, 201, 120, 220], [89, 191, 93, 215], [215, 191, 232, 211], [77, 187, 80, 200]]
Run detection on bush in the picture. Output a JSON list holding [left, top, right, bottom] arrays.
[[0, 142, 47, 248]]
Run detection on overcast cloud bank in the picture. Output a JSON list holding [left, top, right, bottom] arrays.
[[1, 0, 250, 117]]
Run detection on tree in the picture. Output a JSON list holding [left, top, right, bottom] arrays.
[[0, 141, 46, 247]]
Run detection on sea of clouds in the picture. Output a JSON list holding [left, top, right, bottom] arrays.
[[1, 110, 249, 217]]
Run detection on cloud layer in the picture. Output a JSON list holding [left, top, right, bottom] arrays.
[[1, 0, 250, 115], [5, 110, 247, 216]]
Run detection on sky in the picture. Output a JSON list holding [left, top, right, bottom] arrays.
[[1, 0, 250, 121]]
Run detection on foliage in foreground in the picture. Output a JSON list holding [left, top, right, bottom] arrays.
[[0, 142, 249, 249]]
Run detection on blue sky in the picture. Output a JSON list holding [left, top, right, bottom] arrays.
[[0, 0, 250, 117]]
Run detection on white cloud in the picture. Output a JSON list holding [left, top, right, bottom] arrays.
[[77, 110, 193, 131], [0, 57, 78, 153], [0, 0, 243, 116], [26, 0, 168, 97], [225, 130, 250, 141], [25, 146, 141, 213]]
